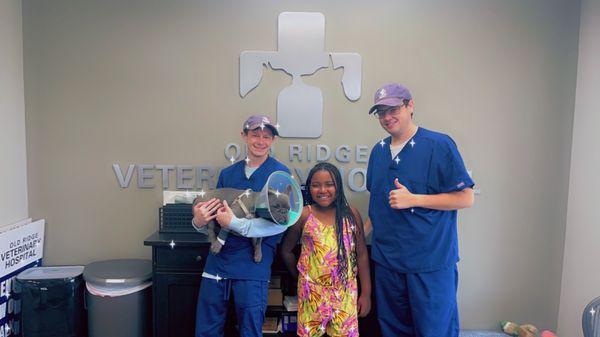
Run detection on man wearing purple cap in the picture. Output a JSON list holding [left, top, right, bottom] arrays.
[[191, 115, 290, 337], [366, 84, 475, 337]]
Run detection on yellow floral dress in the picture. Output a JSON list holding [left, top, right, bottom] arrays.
[[296, 206, 359, 337]]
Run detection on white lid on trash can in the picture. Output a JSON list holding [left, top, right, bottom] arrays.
[[83, 259, 152, 287], [86, 280, 152, 297], [17, 266, 85, 280]]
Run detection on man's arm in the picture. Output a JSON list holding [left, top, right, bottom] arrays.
[[389, 179, 474, 211], [215, 200, 287, 237], [412, 188, 474, 210], [227, 216, 287, 237], [191, 218, 209, 234]]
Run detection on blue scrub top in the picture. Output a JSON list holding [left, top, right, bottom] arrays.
[[203, 156, 290, 281], [367, 127, 474, 273]]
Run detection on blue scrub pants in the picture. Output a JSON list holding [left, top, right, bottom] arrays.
[[195, 278, 268, 337], [374, 262, 459, 337]]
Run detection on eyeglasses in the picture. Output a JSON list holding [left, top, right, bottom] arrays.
[[372, 100, 410, 119]]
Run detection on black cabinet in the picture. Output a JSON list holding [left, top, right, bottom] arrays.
[[154, 272, 202, 337], [144, 231, 380, 337], [145, 233, 209, 337]]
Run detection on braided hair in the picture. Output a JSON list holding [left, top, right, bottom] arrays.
[[305, 162, 358, 285]]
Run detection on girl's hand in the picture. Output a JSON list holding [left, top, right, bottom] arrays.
[[357, 294, 371, 317]]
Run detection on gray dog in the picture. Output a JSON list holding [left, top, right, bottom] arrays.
[[193, 186, 292, 263]]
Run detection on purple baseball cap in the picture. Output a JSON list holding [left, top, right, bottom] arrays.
[[242, 115, 279, 136], [368, 83, 413, 114]]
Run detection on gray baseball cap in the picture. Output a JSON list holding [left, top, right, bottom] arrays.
[[368, 83, 413, 114], [242, 115, 279, 136]]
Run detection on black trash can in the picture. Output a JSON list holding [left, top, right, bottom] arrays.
[[83, 259, 152, 337], [14, 266, 87, 337]]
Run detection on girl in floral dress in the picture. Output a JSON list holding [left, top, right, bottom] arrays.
[[281, 162, 371, 337]]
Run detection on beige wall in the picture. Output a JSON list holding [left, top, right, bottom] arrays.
[[0, 0, 28, 226], [23, 0, 581, 330], [558, 0, 600, 336]]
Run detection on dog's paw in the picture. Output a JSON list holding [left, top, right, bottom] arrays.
[[253, 250, 262, 263], [210, 241, 223, 254]]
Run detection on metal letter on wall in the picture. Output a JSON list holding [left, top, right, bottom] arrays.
[[240, 12, 362, 138]]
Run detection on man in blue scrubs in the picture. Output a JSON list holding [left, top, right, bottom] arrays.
[[366, 83, 475, 337], [191, 115, 290, 337]]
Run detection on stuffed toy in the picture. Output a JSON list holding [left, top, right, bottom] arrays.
[[500, 321, 539, 337], [500, 321, 560, 337]]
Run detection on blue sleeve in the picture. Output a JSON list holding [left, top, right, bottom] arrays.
[[366, 146, 375, 192], [431, 137, 475, 193], [228, 216, 288, 238], [216, 172, 224, 189], [278, 162, 291, 174]]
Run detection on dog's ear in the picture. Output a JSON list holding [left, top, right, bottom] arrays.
[[285, 185, 293, 197]]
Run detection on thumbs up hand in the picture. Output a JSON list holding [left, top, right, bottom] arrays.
[[394, 179, 405, 190], [389, 178, 415, 209]]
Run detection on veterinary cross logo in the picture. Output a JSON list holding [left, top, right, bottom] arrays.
[[240, 12, 362, 138]]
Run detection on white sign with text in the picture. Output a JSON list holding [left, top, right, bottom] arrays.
[[0, 219, 45, 277]]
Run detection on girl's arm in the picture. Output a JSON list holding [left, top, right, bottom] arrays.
[[363, 217, 372, 237], [280, 207, 308, 278], [352, 207, 372, 317]]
